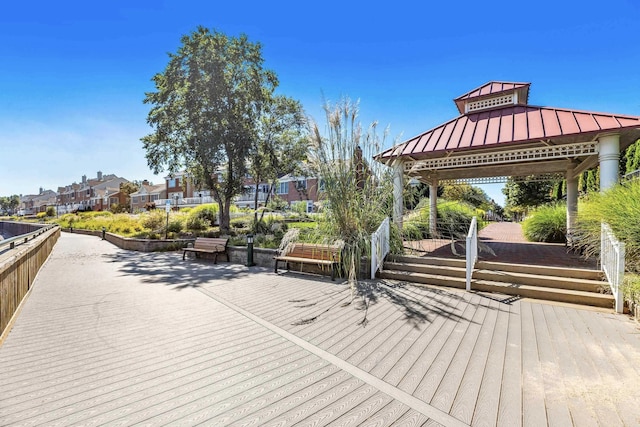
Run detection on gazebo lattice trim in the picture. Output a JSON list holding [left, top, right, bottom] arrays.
[[404, 141, 598, 173], [439, 174, 566, 185]]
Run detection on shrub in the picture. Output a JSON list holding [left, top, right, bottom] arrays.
[[404, 199, 479, 240], [46, 207, 56, 217], [623, 274, 640, 308], [186, 216, 207, 231], [189, 204, 219, 226], [141, 211, 165, 231], [167, 218, 184, 233], [522, 203, 566, 243], [576, 179, 640, 272]]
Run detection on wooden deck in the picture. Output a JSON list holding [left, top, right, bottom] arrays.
[[1, 233, 640, 426]]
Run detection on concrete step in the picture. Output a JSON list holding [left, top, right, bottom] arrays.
[[377, 270, 614, 309]]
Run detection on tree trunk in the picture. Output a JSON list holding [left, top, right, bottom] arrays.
[[253, 181, 260, 223], [218, 199, 232, 235], [259, 182, 275, 222]]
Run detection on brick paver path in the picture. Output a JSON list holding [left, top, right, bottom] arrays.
[[405, 222, 597, 270]]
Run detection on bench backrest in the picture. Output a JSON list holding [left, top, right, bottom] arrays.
[[286, 243, 341, 262], [194, 237, 228, 251]]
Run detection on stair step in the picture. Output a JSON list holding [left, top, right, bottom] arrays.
[[387, 255, 602, 281], [383, 261, 466, 278], [473, 280, 614, 309], [476, 260, 602, 280], [473, 269, 606, 293], [378, 270, 466, 289], [383, 261, 606, 293], [377, 270, 614, 309], [388, 255, 466, 268]]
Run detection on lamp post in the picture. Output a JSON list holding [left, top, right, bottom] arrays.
[[246, 234, 255, 267]]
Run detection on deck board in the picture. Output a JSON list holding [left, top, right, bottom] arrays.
[[530, 303, 573, 426], [429, 294, 489, 412], [449, 297, 500, 424], [542, 304, 599, 426], [3, 233, 640, 426], [558, 305, 625, 426], [413, 293, 482, 402], [521, 301, 548, 426], [497, 296, 522, 427], [471, 298, 510, 426]]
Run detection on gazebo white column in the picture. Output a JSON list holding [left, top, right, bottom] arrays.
[[566, 165, 578, 238], [429, 179, 438, 237], [392, 160, 403, 228], [599, 134, 620, 191]]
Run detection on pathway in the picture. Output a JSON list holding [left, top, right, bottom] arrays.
[[1, 233, 639, 426]]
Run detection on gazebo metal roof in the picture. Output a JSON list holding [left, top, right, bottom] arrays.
[[377, 81, 640, 183]]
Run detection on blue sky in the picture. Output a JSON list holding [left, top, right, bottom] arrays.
[[1, 0, 639, 206]]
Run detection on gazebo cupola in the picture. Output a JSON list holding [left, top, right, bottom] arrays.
[[453, 81, 530, 115]]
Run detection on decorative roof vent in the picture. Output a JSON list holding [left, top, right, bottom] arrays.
[[454, 81, 530, 114], [465, 93, 516, 113]]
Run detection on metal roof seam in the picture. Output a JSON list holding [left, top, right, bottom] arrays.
[[538, 108, 547, 139], [554, 109, 564, 136]]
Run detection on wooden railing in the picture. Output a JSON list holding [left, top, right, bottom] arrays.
[[0, 225, 60, 339]]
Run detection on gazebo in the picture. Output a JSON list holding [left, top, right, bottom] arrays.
[[376, 81, 640, 237]]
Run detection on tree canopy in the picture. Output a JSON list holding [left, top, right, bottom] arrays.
[[142, 27, 278, 233], [0, 195, 20, 215], [248, 95, 308, 220]]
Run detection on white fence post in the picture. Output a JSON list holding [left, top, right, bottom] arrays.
[[465, 216, 478, 291]]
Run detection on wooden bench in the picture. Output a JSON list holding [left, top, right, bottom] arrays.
[[274, 243, 341, 280], [183, 237, 229, 263]]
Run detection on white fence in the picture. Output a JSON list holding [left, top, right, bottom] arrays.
[[601, 223, 625, 313], [371, 217, 390, 279], [465, 216, 478, 291]]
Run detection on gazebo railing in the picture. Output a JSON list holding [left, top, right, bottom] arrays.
[[465, 216, 478, 291], [371, 217, 390, 279], [601, 223, 625, 313]]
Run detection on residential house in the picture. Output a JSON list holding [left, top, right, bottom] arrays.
[[56, 171, 129, 213], [18, 189, 57, 215], [155, 171, 321, 212], [130, 182, 168, 212]]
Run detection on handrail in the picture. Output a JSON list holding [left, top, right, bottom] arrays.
[[0, 223, 58, 252], [371, 217, 390, 279], [465, 216, 478, 291], [622, 168, 640, 182], [601, 223, 625, 313]]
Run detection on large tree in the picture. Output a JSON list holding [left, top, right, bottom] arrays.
[[142, 27, 277, 234], [503, 177, 554, 212], [0, 195, 20, 215], [248, 95, 308, 221]]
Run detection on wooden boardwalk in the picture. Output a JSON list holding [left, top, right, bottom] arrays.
[[1, 233, 640, 426]]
